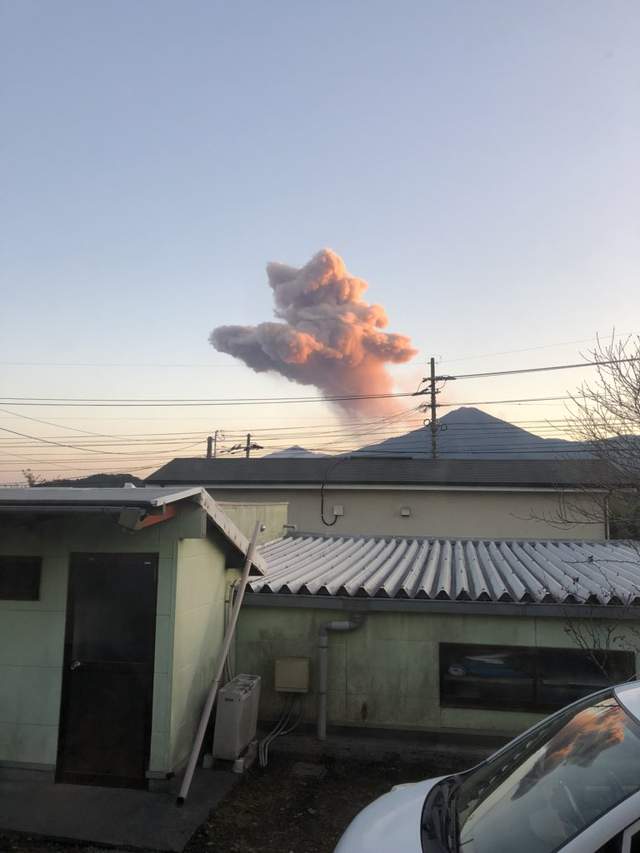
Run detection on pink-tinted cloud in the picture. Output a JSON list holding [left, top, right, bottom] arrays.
[[210, 249, 418, 415]]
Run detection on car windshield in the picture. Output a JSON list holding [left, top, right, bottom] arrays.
[[423, 689, 640, 853]]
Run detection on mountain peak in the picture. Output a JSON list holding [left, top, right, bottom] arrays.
[[355, 406, 593, 459], [264, 445, 326, 458]]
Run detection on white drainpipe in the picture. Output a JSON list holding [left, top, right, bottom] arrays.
[[317, 616, 364, 740]]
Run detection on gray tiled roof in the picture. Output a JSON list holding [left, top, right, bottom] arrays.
[[147, 457, 615, 489], [252, 534, 640, 605]]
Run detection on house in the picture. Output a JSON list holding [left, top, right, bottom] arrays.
[[0, 486, 277, 789], [238, 531, 640, 739], [147, 457, 613, 540]]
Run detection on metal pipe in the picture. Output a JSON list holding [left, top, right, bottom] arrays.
[[317, 616, 364, 740], [177, 520, 264, 805]]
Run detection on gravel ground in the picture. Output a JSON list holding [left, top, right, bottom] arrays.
[[0, 752, 468, 853]]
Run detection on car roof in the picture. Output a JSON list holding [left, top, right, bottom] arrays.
[[614, 681, 640, 727]]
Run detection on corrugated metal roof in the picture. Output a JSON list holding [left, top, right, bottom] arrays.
[[253, 534, 640, 605], [147, 457, 616, 489]]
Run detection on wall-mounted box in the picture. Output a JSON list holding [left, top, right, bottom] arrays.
[[332, 505, 344, 517], [274, 657, 310, 693], [399, 506, 412, 517]]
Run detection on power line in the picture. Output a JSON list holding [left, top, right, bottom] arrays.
[[0, 416, 600, 442], [1, 413, 619, 449], [1, 332, 634, 370], [440, 395, 572, 407], [451, 357, 640, 381], [0, 407, 117, 439], [0, 361, 247, 368], [0, 425, 124, 455], [0, 392, 413, 407], [3, 357, 635, 409], [438, 331, 634, 365]]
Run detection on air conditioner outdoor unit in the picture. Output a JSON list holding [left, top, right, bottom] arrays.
[[212, 674, 261, 760]]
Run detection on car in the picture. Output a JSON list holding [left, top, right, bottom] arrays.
[[334, 681, 640, 853]]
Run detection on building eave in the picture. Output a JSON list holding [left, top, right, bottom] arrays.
[[243, 592, 640, 620]]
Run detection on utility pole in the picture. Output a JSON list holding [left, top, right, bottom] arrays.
[[206, 430, 222, 459], [242, 433, 263, 459], [429, 357, 437, 460], [414, 357, 456, 460]]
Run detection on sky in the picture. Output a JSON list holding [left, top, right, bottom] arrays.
[[1, 0, 639, 481]]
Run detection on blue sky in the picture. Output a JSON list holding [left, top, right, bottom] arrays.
[[1, 0, 639, 479]]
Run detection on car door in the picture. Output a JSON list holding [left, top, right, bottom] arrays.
[[622, 818, 640, 852]]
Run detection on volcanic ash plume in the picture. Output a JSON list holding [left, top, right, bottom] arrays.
[[210, 249, 418, 415]]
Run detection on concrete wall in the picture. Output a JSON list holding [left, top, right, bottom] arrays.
[[208, 488, 605, 540], [0, 513, 179, 773], [168, 536, 227, 771], [217, 501, 288, 543], [237, 607, 640, 738]]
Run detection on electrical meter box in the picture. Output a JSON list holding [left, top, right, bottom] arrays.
[[213, 673, 261, 760], [274, 657, 310, 693]]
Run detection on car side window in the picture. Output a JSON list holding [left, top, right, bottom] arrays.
[[596, 834, 622, 853], [630, 833, 640, 852]]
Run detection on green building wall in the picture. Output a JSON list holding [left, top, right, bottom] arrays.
[[0, 506, 238, 778], [0, 514, 181, 772], [169, 536, 228, 771], [236, 606, 640, 737]]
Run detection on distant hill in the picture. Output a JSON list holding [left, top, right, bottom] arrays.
[[355, 407, 595, 459], [38, 473, 147, 487], [264, 445, 326, 459]]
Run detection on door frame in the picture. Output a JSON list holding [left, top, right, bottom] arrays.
[[56, 552, 158, 787]]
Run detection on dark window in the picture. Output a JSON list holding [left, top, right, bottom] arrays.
[[440, 643, 635, 713], [596, 834, 622, 853], [0, 556, 42, 600], [631, 832, 640, 853]]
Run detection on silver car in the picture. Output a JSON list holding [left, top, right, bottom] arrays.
[[335, 682, 640, 852]]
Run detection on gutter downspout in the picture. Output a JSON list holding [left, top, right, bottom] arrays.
[[317, 616, 364, 741]]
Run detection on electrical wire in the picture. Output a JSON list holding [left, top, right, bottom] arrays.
[[258, 695, 303, 769], [0, 407, 116, 438], [0, 420, 609, 448], [1, 331, 633, 370], [0, 424, 125, 455], [0, 351, 636, 481], [438, 331, 634, 365], [2, 356, 638, 408], [449, 358, 640, 381]]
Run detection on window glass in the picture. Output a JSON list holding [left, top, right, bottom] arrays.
[[537, 648, 633, 710], [596, 834, 622, 852], [0, 556, 41, 600], [440, 643, 635, 713], [630, 831, 640, 852], [69, 554, 157, 663], [451, 694, 640, 853]]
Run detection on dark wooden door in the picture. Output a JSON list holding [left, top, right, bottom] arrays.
[[57, 553, 158, 788]]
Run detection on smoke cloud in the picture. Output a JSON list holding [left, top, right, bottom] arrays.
[[210, 249, 418, 415]]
